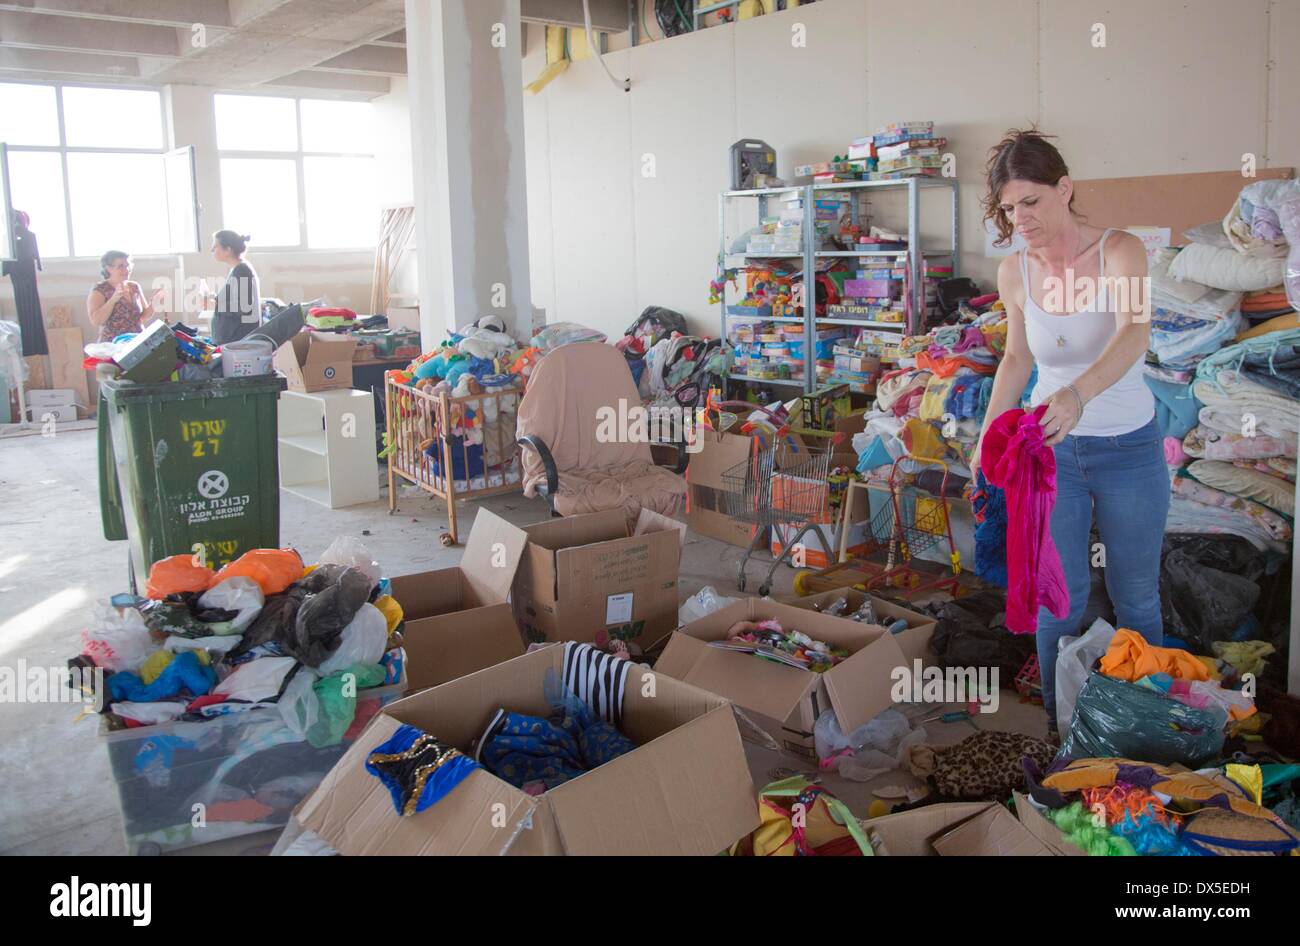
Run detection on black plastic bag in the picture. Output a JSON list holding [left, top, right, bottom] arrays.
[[1060, 672, 1226, 767], [923, 590, 1035, 681], [1159, 534, 1261, 652], [228, 564, 372, 667]]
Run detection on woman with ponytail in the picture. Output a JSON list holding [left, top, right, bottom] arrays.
[[207, 229, 261, 345]]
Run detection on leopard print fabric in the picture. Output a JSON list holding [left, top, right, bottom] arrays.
[[908, 730, 1057, 801]]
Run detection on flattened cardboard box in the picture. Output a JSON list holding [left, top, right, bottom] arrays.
[[293, 646, 759, 855], [656, 598, 908, 759], [274, 332, 357, 393], [686, 431, 760, 548], [778, 587, 938, 671], [861, 801, 995, 855], [931, 801, 1056, 856], [387, 509, 527, 692], [510, 508, 686, 648]]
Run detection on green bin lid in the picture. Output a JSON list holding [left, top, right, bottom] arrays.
[[101, 373, 287, 405]]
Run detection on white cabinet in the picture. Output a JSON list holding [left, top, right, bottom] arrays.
[[277, 389, 379, 508]]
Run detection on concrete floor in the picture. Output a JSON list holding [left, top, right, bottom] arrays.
[[0, 425, 1042, 855]]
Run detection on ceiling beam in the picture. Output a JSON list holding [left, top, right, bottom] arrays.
[[312, 43, 405, 76], [519, 0, 627, 32], [0, 1, 232, 28], [0, 45, 140, 77], [260, 68, 389, 96], [371, 28, 403, 46], [0, 11, 183, 57]]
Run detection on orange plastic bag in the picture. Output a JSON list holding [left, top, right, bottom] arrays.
[[210, 548, 305, 597], [145, 554, 216, 600]]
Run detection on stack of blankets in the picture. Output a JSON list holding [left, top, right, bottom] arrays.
[[1165, 330, 1298, 556]]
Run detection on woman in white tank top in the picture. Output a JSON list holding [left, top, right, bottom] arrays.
[[973, 129, 1169, 741]]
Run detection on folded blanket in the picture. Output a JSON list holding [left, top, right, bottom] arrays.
[[1165, 497, 1288, 554], [1144, 376, 1201, 440], [1151, 313, 1243, 366], [1183, 423, 1297, 460], [1192, 370, 1300, 441], [1168, 243, 1285, 292], [1187, 459, 1295, 516], [1171, 472, 1292, 542]]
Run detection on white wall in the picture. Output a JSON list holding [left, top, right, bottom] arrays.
[[523, 0, 1300, 341]]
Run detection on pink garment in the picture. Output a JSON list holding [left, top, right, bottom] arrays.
[[980, 405, 1070, 634], [951, 325, 986, 353]]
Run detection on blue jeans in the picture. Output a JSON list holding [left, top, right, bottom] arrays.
[[1035, 415, 1170, 727]]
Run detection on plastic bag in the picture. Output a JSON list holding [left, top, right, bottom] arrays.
[[308, 664, 387, 748], [317, 536, 381, 588], [1060, 672, 1227, 767], [144, 554, 216, 600], [531, 321, 607, 350], [81, 604, 154, 673], [198, 576, 264, 633], [1054, 618, 1117, 736], [1159, 536, 1261, 653], [814, 708, 927, 782], [279, 664, 320, 736], [211, 548, 305, 596], [678, 585, 740, 625], [317, 603, 388, 675]]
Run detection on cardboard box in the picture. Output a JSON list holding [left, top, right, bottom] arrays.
[[861, 801, 995, 855], [510, 508, 686, 648], [931, 802, 1056, 856], [387, 509, 528, 692], [291, 646, 760, 855], [1012, 790, 1087, 856], [274, 332, 357, 393], [686, 430, 762, 548], [656, 597, 908, 759], [386, 306, 420, 333], [27, 388, 77, 422], [778, 587, 937, 670]]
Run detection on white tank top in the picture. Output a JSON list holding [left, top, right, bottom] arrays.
[[1020, 228, 1154, 437]]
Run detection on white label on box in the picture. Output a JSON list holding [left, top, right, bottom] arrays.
[[605, 592, 633, 625]]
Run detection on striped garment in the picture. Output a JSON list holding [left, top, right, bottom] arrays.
[[562, 642, 630, 729]]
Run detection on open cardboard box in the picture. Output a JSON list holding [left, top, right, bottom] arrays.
[[862, 800, 1057, 856], [686, 430, 761, 548], [1012, 790, 1086, 856], [274, 332, 357, 393], [510, 508, 686, 648], [778, 586, 938, 673], [289, 646, 759, 855], [388, 509, 528, 691], [655, 597, 908, 759]]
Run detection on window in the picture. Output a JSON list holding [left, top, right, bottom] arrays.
[[0, 82, 191, 259], [216, 93, 378, 250]]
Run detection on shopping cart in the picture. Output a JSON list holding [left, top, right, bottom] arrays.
[[793, 455, 963, 598], [720, 437, 838, 596]]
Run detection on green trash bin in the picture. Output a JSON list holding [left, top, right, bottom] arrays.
[[98, 374, 287, 583]]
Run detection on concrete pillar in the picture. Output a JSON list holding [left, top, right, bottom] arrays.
[[163, 84, 223, 313], [405, 0, 533, 343]]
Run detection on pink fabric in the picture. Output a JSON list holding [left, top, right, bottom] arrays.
[[1163, 436, 1188, 467], [980, 405, 1070, 634], [951, 325, 986, 353]]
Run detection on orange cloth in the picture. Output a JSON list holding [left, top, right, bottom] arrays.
[[210, 548, 305, 596], [1237, 311, 1298, 341], [145, 554, 216, 600], [1241, 291, 1291, 311], [1099, 628, 1211, 683], [915, 350, 997, 377]]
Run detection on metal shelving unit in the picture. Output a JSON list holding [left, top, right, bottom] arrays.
[[718, 176, 959, 393]]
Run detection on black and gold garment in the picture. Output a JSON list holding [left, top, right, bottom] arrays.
[[365, 724, 481, 816]]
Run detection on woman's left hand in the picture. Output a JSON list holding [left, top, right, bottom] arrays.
[[1039, 387, 1082, 446]]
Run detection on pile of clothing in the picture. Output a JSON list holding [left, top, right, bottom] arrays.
[[850, 308, 1008, 487], [1022, 756, 1299, 856], [75, 538, 406, 848]]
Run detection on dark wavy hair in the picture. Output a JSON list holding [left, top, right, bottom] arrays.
[[982, 128, 1080, 247]]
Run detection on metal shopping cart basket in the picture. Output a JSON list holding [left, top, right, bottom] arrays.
[[720, 434, 838, 597]]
